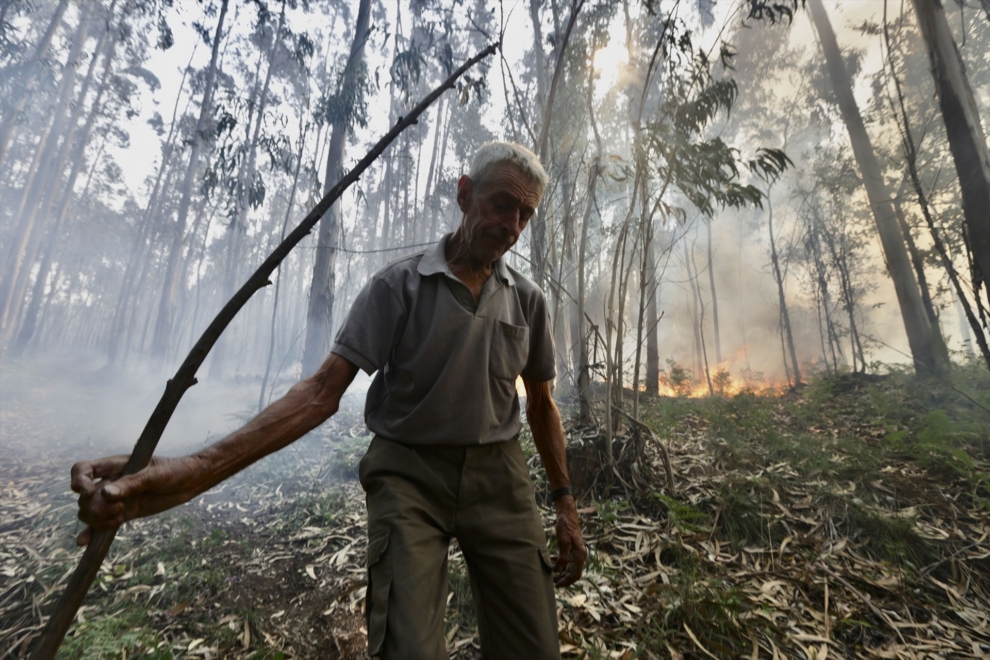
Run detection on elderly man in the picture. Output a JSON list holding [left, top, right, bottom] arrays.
[[72, 142, 586, 659]]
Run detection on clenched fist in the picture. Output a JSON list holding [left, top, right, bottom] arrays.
[[71, 454, 206, 546]]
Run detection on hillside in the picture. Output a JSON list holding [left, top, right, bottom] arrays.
[[2, 367, 988, 659]]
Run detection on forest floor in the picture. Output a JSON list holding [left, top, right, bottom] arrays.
[[1, 365, 988, 659]]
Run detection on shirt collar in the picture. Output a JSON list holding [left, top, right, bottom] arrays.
[[417, 233, 515, 286]]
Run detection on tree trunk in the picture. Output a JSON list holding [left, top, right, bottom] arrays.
[[211, 2, 286, 379], [531, 0, 584, 288], [809, 0, 948, 377], [2, 17, 111, 348], [684, 240, 703, 380], [555, 160, 576, 389], [0, 0, 69, 166], [633, 213, 654, 414], [645, 236, 660, 395], [576, 159, 598, 425], [910, 0, 990, 304], [893, 191, 948, 363], [301, 0, 372, 377], [767, 196, 802, 386], [150, 0, 229, 362], [10, 21, 121, 354], [706, 220, 722, 364], [0, 2, 94, 340], [261, 118, 308, 412]]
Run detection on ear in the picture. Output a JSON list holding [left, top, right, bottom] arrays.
[[456, 175, 473, 213]]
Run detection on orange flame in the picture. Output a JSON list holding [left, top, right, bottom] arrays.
[[657, 348, 790, 398]]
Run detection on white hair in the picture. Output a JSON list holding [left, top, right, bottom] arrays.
[[469, 142, 549, 192]]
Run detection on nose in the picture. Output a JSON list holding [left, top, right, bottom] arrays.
[[503, 210, 523, 240]]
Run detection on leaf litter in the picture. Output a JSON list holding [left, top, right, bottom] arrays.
[[1, 373, 988, 658]]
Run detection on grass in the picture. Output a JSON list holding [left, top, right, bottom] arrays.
[[718, 479, 786, 549], [445, 556, 477, 633], [22, 365, 987, 659], [651, 492, 708, 534], [819, 493, 937, 569], [273, 486, 351, 536], [641, 367, 988, 571], [639, 571, 746, 659]]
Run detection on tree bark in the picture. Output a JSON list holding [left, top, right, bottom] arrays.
[[809, 0, 948, 377], [301, 0, 372, 377], [706, 220, 722, 364], [910, 0, 990, 305], [645, 235, 660, 395]]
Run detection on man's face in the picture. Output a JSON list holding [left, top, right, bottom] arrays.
[[456, 163, 544, 264]]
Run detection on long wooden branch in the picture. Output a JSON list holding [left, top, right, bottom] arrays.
[[29, 42, 499, 660]]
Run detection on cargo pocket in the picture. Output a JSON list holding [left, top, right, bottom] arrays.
[[490, 320, 529, 380], [365, 529, 392, 656]]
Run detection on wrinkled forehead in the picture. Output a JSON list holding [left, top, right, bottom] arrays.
[[475, 163, 545, 205]]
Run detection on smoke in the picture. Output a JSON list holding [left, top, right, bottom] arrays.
[[0, 348, 373, 467]]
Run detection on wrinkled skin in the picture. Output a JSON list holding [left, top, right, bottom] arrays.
[[72, 160, 586, 587], [445, 163, 542, 302]]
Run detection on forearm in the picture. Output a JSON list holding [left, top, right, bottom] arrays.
[[524, 380, 571, 495], [190, 352, 356, 498], [523, 378, 587, 586], [192, 381, 334, 494]]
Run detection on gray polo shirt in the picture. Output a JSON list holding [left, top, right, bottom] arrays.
[[331, 234, 556, 445]]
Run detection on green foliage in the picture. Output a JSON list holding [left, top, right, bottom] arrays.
[[445, 557, 477, 631], [743, 0, 805, 24], [643, 45, 793, 218], [712, 368, 732, 396], [867, 364, 990, 498], [276, 488, 350, 534], [718, 479, 785, 548], [820, 495, 937, 569], [60, 612, 166, 660], [661, 360, 694, 396], [652, 492, 709, 533], [595, 499, 630, 532], [640, 572, 746, 658]]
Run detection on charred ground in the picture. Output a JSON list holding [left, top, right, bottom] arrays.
[[2, 365, 988, 659]]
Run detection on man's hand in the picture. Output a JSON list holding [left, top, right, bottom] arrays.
[[522, 378, 587, 587], [552, 495, 587, 587], [71, 455, 205, 546]]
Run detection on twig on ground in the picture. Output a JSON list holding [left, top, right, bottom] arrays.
[[611, 405, 676, 496]]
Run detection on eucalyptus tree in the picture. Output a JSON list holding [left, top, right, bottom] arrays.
[[909, 0, 990, 311], [208, 0, 316, 378], [150, 0, 231, 363], [0, 1, 98, 345], [302, 0, 372, 377], [877, 0, 990, 370], [807, 0, 949, 377], [0, 0, 70, 167], [0, 1, 180, 357]]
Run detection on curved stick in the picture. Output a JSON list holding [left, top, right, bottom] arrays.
[[29, 42, 499, 660]]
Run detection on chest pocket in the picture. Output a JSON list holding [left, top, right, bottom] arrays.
[[489, 319, 529, 380]]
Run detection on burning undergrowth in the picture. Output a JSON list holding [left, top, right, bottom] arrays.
[[2, 366, 988, 658]]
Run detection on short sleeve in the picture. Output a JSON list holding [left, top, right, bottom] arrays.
[[520, 289, 556, 382], [331, 276, 405, 375]]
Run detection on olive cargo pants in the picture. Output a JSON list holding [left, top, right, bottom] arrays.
[[359, 436, 561, 659]]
